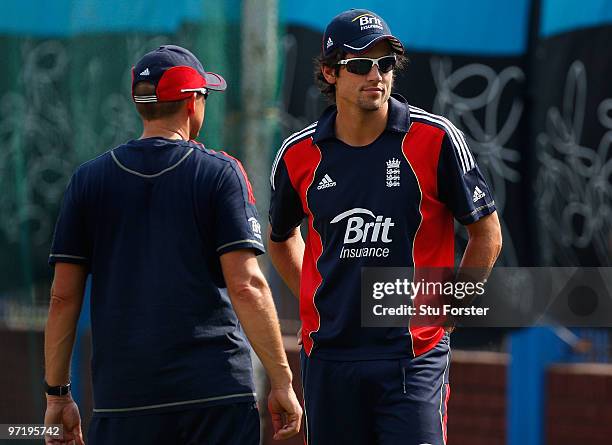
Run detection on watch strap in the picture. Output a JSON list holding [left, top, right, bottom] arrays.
[[44, 381, 71, 396]]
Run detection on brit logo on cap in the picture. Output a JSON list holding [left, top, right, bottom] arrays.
[[352, 13, 383, 31]]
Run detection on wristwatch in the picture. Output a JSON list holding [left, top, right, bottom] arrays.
[[44, 381, 71, 396]]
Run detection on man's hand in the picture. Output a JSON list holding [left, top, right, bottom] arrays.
[[44, 395, 84, 445], [267, 387, 303, 440]]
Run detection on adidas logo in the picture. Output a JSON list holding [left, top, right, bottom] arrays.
[[317, 174, 336, 190], [140, 68, 150, 76], [326, 37, 333, 49], [472, 186, 486, 202]]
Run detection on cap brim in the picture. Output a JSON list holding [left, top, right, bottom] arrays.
[[204, 72, 227, 91], [343, 34, 404, 55]]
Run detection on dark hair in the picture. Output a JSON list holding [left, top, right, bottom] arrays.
[[313, 49, 346, 104], [133, 82, 186, 120], [313, 47, 409, 104]]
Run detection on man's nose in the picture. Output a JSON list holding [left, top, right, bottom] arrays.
[[365, 63, 383, 81]]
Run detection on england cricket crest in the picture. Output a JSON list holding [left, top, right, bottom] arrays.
[[386, 158, 401, 187]]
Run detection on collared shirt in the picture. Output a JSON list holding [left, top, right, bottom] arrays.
[[269, 94, 496, 359], [50, 137, 264, 415]]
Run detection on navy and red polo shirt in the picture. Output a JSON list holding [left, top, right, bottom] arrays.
[[50, 137, 264, 415], [269, 94, 496, 359]]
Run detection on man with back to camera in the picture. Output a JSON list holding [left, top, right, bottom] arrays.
[[268, 9, 502, 445], [43, 45, 302, 445]]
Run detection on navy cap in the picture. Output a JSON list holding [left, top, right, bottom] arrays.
[[132, 45, 226, 103], [322, 9, 404, 57]]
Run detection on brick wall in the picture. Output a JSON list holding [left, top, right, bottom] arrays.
[[0, 329, 46, 423], [6, 329, 612, 445], [547, 363, 612, 445], [447, 350, 507, 445]]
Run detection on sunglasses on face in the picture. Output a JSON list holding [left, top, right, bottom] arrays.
[[181, 87, 209, 99], [337, 55, 397, 75]]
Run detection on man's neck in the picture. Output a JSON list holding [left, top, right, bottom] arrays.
[[140, 121, 189, 141], [334, 100, 389, 147]]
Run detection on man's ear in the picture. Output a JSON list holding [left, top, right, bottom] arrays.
[[321, 65, 337, 85], [186, 93, 196, 115]]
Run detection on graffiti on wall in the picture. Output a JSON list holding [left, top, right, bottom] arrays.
[[430, 57, 525, 265], [535, 61, 612, 266]]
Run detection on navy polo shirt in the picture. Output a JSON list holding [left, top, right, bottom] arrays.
[[269, 94, 496, 359], [50, 137, 264, 415]]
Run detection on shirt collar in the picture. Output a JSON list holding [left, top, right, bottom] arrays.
[[312, 93, 411, 144], [386, 94, 411, 133]]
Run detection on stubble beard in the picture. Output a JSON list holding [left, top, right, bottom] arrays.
[[357, 96, 383, 111], [356, 89, 391, 112]]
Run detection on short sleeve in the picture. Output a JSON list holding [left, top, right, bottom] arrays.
[[437, 133, 496, 225], [214, 161, 265, 256], [49, 172, 91, 266], [269, 157, 305, 242]]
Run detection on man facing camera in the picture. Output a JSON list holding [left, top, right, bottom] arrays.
[[269, 10, 501, 445]]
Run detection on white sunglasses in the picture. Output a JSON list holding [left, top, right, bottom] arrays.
[[337, 55, 397, 75], [181, 87, 209, 98]]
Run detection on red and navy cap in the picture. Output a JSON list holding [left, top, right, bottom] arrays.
[[322, 9, 404, 57], [132, 45, 226, 103]]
